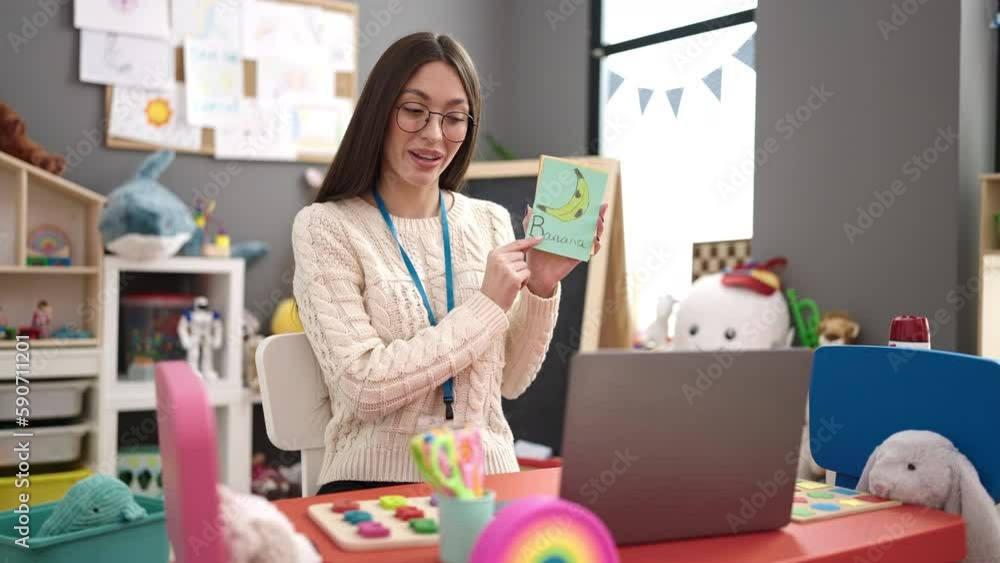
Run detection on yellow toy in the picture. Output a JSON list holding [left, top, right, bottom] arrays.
[[271, 298, 304, 334]]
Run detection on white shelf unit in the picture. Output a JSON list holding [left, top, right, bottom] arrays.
[[94, 256, 252, 494]]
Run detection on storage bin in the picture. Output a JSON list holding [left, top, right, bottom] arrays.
[[0, 348, 100, 380], [0, 468, 92, 510], [0, 495, 168, 563], [0, 380, 90, 422], [0, 424, 89, 468], [119, 293, 196, 381]]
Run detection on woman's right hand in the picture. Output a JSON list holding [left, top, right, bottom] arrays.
[[481, 236, 544, 311]]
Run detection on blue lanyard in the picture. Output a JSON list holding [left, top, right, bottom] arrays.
[[373, 186, 455, 420]]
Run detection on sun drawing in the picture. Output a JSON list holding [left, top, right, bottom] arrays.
[[145, 98, 173, 128]]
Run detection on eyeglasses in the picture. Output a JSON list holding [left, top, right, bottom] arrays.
[[395, 101, 475, 143]]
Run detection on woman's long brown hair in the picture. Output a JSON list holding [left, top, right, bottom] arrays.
[[313, 32, 482, 203]]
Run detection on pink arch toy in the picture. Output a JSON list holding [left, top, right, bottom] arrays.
[[155, 360, 228, 563]]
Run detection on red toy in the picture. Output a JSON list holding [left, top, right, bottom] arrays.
[[251, 453, 293, 500], [888, 315, 930, 349]]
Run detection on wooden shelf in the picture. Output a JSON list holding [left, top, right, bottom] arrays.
[[0, 266, 99, 274], [0, 338, 98, 349]]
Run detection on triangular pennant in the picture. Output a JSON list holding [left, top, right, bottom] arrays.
[[702, 68, 723, 101], [733, 32, 755, 69], [607, 71, 625, 102], [666, 87, 684, 117], [638, 88, 654, 114]]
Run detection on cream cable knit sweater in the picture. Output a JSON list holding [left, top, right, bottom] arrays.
[[292, 191, 561, 486]]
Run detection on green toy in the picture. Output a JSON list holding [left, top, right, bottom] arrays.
[[38, 475, 147, 537], [786, 288, 821, 348]]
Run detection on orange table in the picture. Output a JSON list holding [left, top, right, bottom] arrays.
[[274, 468, 966, 562]]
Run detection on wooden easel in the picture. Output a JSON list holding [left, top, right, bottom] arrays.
[[466, 157, 632, 351]]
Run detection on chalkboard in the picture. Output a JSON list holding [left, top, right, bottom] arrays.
[[462, 176, 592, 452], [462, 157, 631, 453]]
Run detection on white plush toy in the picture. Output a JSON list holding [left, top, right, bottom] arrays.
[[218, 484, 322, 563], [858, 430, 1000, 563], [666, 258, 795, 351]]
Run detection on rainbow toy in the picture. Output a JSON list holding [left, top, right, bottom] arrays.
[[410, 425, 485, 499], [468, 497, 619, 563], [27, 224, 71, 265]]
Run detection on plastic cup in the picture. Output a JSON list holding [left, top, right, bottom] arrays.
[[437, 490, 496, 563]]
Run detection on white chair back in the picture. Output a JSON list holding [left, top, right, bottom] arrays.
[[255, 332, 331, 496]]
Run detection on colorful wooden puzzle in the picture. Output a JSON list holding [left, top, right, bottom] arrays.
[[307, 494, 441, 551], [791, 480, 902, 522]]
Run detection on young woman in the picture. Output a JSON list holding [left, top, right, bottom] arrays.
[[292, 32, 607, 495]]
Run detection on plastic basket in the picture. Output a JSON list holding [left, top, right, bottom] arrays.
[[0, 380, 90, 422], [0, 495, 168, 563], [0, 468, 92, 511]]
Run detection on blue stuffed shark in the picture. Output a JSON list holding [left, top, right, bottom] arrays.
[[99, 150, 196, 260]]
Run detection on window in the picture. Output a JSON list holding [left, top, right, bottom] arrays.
[[593, 2, 758, 337]]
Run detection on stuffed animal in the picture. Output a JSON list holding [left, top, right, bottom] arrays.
[[642, 295, 676, 349], [218, 484, 321, 563], [666, 258, 795, 351], [0, 101, 65, 175], [38, 475, 147, 537], [99, 150, 197, 260], [818, 312, 861, 346], [859, 430, 1000, 563]]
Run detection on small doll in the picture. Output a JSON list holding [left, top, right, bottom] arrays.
[[32, 300, 52, 338]]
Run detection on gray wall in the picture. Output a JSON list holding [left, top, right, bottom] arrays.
[[0, 0, 590, 329], [505, 0, 592, 158], [752, 0, 992, 352]]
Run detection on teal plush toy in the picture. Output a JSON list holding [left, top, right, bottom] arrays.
[[99, 150, 196, 261], [38, 475, 147, 537]]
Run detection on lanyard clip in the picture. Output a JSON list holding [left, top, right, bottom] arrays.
[[444, 399, 454, 421]]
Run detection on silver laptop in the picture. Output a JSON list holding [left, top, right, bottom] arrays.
[[559, 349, 813, 545]]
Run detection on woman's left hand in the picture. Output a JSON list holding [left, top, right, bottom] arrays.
[[520, 202, 608, 298]]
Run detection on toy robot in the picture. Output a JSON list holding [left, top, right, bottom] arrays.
[[177, 296, 223, 381]]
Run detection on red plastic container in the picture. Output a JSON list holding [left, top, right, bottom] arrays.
[[888, 315, 931, 349]]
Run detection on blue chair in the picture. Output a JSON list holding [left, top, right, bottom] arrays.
[[809, 345, 1000, 503]]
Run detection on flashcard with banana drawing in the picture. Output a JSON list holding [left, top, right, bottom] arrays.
[[528, 155, 610, 261]]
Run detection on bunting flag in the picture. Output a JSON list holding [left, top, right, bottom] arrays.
[[604, 30, 754, 114], [733, 32, 755, 69], [666, 87, 684, 117], [702, 68, 723, 101], [607, 71, 625, 102], [638, 88, 654, 114]]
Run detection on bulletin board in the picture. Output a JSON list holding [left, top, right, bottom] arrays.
[[103, 0, 359, 164]]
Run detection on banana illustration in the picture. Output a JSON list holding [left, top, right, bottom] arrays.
[[537, 168, 590, 221]]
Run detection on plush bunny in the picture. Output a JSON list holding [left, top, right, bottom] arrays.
[[858, 430, 1000, 563], [218, 484, 321, 563]]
